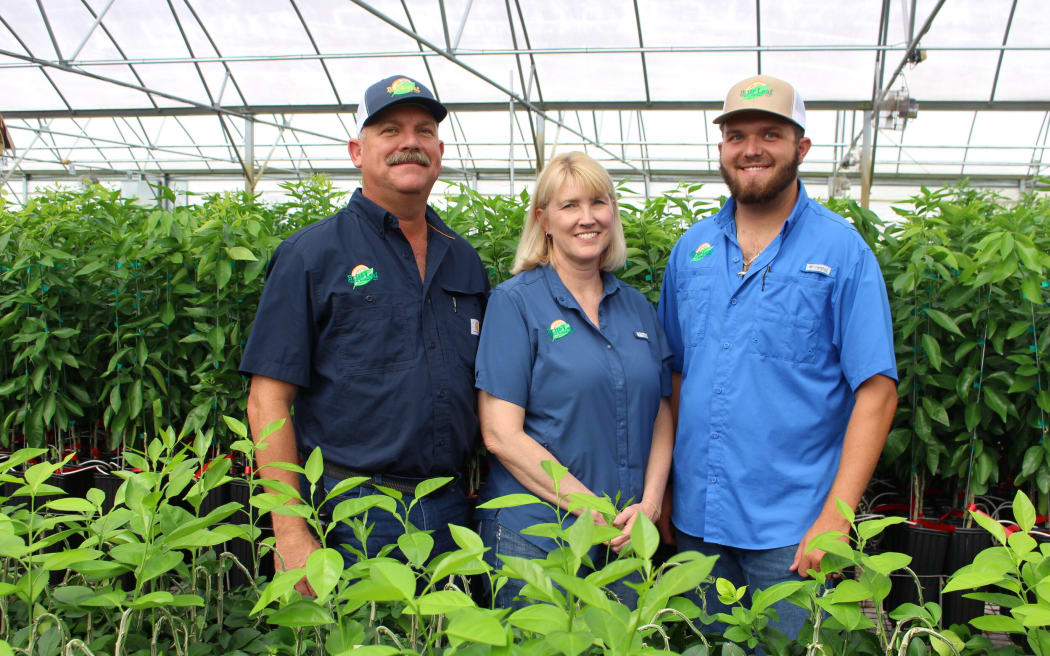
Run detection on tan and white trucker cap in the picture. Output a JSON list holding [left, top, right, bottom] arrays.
[[713, 75, 806, 132]]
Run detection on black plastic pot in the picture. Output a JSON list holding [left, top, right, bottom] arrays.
[[941, 525, 992, 627], [884, 521, 951, 611]]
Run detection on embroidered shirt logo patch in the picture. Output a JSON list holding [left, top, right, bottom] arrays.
[[547, 319, 573, 342], [691, 242, 713, 262], [387, 77, 419, 96], [804, 263, 832, 276], [634, 331, 649, 340], [348, 264, 377, 288]]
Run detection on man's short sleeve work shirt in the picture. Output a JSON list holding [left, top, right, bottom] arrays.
[[657, 182, 896, 550], [240, 189, 489, 476]]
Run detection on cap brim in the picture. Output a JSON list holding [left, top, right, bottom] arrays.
[[712, 108, 803, 132], [363, 97, 448, 127]]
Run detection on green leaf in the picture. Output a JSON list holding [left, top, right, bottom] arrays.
[[830, 579, 872, 603], [924, 308, 964, 337], [266, 599, 334, 627], [304, 548, 343, 602], [476, 493, 544, 509], [1022, 276, 1043, 303], [543, 630, 593, 656], [922, 334, 943, 371], [1015, 490, 1038, 533], [369, 561, 415, 600], [42, 548, 102, 570], [128, 591, 175, 609], [943, 570, 1006, 593], [983, 386, 1010, 423], [303, 447, 323, 485], [448, 523, 484, 552], [631, 510, 659, 561], [507, 603, 570, 633], [415, 589, 475, 615], [968, 507, 1007, 545], [857, 516, 907, 541], [445, 608, 508, 646], [540, 460, 568, 486], [397, 531, 434, 567], [226, 246, 258, 261], [222, 415, 248, 438], [414, 476, 453, 499], [970, 614, 1025, 633], [138, 550, 183, 584], [921, 396, 950, 427], [862, 551, 912, 575]]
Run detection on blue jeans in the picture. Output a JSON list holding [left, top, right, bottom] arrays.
[[675, 527, 809, 641], [478, 518, 639, 610], [319, 474, 472, 567]]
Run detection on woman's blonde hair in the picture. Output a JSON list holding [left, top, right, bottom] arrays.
[[511, 151, 626, 274]]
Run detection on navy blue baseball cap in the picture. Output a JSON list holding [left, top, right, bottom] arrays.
[[355, 75, 447, 135]]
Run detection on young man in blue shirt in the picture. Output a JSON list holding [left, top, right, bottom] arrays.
[[241, 75, 488, 596], [658, 75, 898, 638]]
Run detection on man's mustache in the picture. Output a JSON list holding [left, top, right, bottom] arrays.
[[386, 151, 431, 166]]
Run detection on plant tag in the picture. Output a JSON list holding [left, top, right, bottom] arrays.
[[634, 331, 649, 340], [804, 263, 831, 276], [470, 318, 480, 336]]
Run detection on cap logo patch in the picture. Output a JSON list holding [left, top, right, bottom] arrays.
[[348, 264, 378, 288], [387, 77, 420, 96], [741, 82, 773, 100], [691, 242, 713, 262], [547, 319, 573, 342]]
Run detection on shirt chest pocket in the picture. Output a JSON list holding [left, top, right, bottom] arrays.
[[331, 292, 416, 373], [751, 272, 832, 364], [440, 285, 485, 371], [677, 266, 716, 347]]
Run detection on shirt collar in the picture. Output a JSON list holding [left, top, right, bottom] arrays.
[[347, 188, 454, 240], [542, 264, 621, 309], [716, 179, 811, 240]]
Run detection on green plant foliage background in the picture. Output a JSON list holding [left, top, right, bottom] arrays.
[[0, 176, 1048, 511]]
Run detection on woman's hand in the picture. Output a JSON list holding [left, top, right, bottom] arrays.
[[609, 499, 661, 553]]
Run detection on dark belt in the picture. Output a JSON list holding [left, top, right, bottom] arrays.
[[318, 458, 458, 496]]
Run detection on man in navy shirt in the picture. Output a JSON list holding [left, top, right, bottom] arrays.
[[241, 75, 488, 594], [658, 75, 898, 638]]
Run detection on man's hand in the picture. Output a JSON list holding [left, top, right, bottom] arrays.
[[789, 514, 850, 578], [610, 499, 661, 553], [275, 529, 321, 597]]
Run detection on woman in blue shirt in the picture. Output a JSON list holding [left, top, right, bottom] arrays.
[[475, 151, 674, 608]]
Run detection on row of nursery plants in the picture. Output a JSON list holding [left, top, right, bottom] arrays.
[[0, 177, 709, 463], [2, 415, 1050, 655], [2, 177, 1047, 514]]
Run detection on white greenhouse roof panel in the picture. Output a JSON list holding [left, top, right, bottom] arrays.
[[2, 0, 1048, 206]]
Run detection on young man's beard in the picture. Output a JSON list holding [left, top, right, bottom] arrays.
[[719, 153, 801, 205]]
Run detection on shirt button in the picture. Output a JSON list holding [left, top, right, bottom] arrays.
[[438, 390, 446, 398], [710, 477, 717, 484], [733, 257, 740, 263], [365, 295, 374, 303], [730, 298, 738, 305], [722, 342, 730, 349], [712, 433, 719, 440], [606, 344, 612, 349], [715, 387, 722, 394]]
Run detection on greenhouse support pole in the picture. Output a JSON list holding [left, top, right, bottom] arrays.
[[860, 109, 873, 209], [509, 73, 514, 196], [244, 115, 255, 193]]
